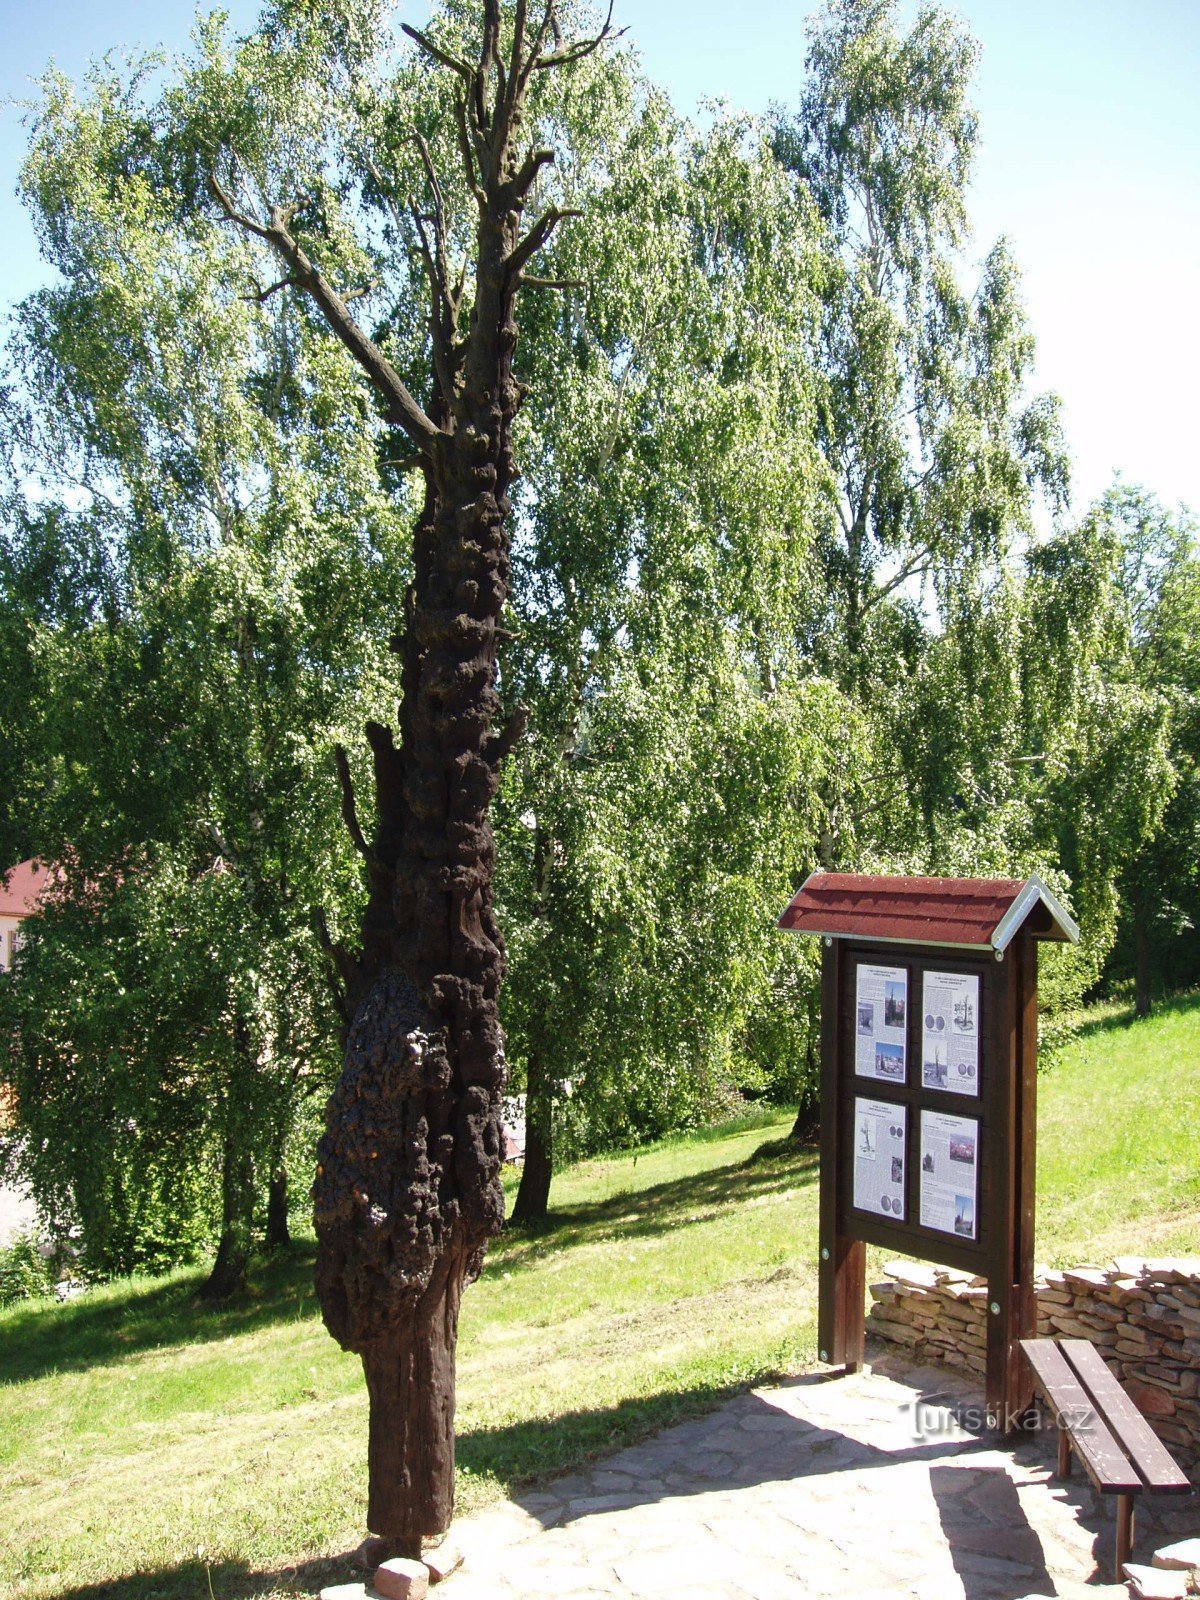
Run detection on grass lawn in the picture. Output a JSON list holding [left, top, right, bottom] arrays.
[[1, 993, 1197, 1600], [1036, 988, 1200, 1262]]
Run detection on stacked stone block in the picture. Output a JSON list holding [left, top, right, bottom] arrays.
[[866, 1256, 1200, 1465]]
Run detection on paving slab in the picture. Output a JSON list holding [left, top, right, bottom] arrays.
[[440, 1352, 1198, 1599]]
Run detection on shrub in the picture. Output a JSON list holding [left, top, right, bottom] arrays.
[[0, 1229, 59, 1307]]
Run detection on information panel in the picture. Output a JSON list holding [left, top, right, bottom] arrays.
[[854, 964, 908, 1083], [921, 970, 980, 1095], [919, 1110, 979, 1240], [852, 1098, 907, 1221]]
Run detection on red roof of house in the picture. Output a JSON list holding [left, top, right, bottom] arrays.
[[0, 859, 48, 918], [778, 871, 1078, 951]]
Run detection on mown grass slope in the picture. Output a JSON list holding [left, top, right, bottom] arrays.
[[1, 994, 1197, 1600]]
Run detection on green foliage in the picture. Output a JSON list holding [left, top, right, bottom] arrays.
[[0, 16, 413, 1279], [763, 1, 1182, 1052], [490, 95, 837, 1160], [1, 857, 340, 1277], [1092, 487, 1200, 1003], [0, 1230, 59, 1308], [1, 0, 1192, 1267], [776, 0, 1068, 697]]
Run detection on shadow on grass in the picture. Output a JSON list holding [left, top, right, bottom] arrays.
[[32, 1375, 775, 1600], [38, 1552, 352, 1600], [458, 1373, 775, 1489], [0, 1242, 321, 1387], [0, 1132, 817, 1387], [491, 1135, 819, 1273], [1072, 986, 1200, 1041], [44, 1362, 1098, 1600]]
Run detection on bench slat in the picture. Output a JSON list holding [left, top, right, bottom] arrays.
[[1060, 1339, 1190, 1494], [1020, 1338, 1141, 1493]]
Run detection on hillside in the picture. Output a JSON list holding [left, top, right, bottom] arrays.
[[1, 993, 1197, 1600]]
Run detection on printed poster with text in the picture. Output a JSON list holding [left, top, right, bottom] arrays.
[[921, 971, 980, 1096], [853, 1098, 907, 1221], [854, 963, 908, 1084], [919, 1110, 978, 1240]]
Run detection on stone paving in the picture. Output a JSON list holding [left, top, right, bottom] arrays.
[[438, 1352, 1199, 1600]]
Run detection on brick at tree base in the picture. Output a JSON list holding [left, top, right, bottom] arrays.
[[372, 1557, 430, 1600], [422, 1542, 463, 1584]]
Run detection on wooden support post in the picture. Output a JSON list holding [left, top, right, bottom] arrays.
[[984, 948, 1014, 1427], [1011, 933, 1039, 1421], [985, 935, 1039, 1431], [817, 938, 865, 1371], [1116, 1493, 1135, 1578], [1056, 1422, 1071, 1479]]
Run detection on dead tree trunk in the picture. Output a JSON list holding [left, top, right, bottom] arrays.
[[212, 0, 619, 1553]]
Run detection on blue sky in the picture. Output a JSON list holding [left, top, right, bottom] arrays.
[[2, 0, 1197, 514]]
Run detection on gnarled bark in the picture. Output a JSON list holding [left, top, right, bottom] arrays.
[[206, 0, 623, 1547], [313, 359, 517, 1543]]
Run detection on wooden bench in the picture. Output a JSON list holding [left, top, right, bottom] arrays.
[[1021, 1337, 1191, 1579]]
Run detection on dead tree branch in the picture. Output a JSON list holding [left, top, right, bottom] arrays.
[[399, 23, 475, 83], [333, 744, 375, 865], [507, 207, 582, 280], [209, 175, 442, 449], [531, 0, 623, 70], [518, 275, 585, 290], [485, 703, 530, 768]]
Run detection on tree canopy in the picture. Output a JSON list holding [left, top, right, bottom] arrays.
[[0, 0, 1192, 1323]]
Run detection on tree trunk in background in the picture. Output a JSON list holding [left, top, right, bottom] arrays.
[[1134, 895, 1153, 1019], [266, 1160, 290, 1249], [790, 1099, 820, 1142], [203, 1136, 255, 1299], [510, 1054, 552, 1224], [791, 980, 822, 1141]]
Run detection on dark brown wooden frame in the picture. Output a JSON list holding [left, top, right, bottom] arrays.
[[817, 931, 1039, 1429]]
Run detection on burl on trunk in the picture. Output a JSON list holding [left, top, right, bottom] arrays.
[[212, 0, 620, 1558]]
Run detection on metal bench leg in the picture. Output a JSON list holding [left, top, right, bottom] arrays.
[[1116, 1493, 1135, 1579], [1056, 1424, 1071, 1479]]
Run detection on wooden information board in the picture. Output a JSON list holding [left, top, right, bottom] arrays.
[[778, 873, 1079, 1432]]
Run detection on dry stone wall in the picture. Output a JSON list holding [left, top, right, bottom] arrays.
[[867, 1256, 1200, 1464]]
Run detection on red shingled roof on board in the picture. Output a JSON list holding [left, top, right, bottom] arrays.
[[778, 871, 1076, 950], [0, 859, 48, 918]]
